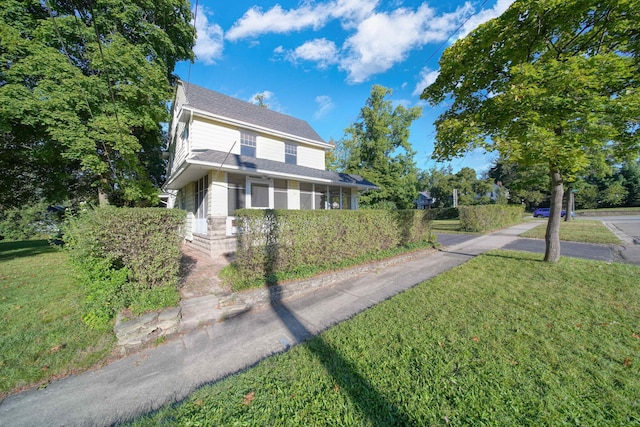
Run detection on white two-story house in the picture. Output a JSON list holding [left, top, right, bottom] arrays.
[[164, 80, 377, 258]]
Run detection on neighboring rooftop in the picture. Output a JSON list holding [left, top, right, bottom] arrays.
[[180, 81, 325, 144]]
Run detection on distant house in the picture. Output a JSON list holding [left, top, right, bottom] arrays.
[[415, 191, 436, 209], [163, 80, 377, 257]]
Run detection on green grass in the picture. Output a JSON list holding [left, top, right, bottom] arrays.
[[430, 219, 466, 233], [223, 240, 436, 292], [130, 251, 640, 426], [520, 220, 621, 244], [577, 207, 640, 216], [0, 240, 114, 397]]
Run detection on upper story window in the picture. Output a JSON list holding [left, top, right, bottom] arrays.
[[285, 142, 297, 165], [241, 132, 256, 157]]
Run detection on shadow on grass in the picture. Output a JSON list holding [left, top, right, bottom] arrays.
[[0, 240, 57, 262], [264, 211, 412, 426]]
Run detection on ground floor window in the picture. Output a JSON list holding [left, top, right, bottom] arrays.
[[250, 182, 270, 208]]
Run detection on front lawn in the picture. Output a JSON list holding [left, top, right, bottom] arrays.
[[0, 240, 114, 397], [520, 220, 621, 244], [130, 251, 640, 426]]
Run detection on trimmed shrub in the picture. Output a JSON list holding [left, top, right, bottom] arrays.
[[458, 204, 525, 232], [64, 207, 186, 329], [231, 209, 432, 288], [428, 207, 459, 220]]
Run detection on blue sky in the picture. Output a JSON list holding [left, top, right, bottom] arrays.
[[175, 0, 514, 176]]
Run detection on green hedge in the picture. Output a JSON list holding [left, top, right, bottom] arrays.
[[64, 207, 186, 329], [458, 205, 525, 232], [232, 209, 432, 287]]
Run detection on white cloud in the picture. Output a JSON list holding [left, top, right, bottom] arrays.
[[340, 4, 466, 83], [314, 95, 335, 119], [248, 91, 284, 112], [226, 0, 379, 40], [459, 0, 514, 37], [226, 4, 329, 41], [412, 67, 440, 96], [225, 0, 514, 82], [193, 6, 224, 65], [286, 39, 339, 68]]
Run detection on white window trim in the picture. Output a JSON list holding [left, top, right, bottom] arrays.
[[246, 177, 274, 209]]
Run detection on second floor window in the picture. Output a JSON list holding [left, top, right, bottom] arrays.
[[285, 143, 297, 165], [241, 132, 256, 157]]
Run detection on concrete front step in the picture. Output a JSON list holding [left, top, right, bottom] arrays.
[[179, 294, 250, 330]]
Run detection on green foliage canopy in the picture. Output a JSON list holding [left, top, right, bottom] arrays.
[[338, 85, 422, 209], [0, 0, 196, 208], [422, 0, 639, 261]]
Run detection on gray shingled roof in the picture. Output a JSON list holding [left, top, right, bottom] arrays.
[[181, 81, 325, 144], [192, 150, 377, 189]]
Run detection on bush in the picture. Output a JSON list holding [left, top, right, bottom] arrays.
[[0, 201, 63, 241], [231, 209, 432, 289], [428, 207, 459, 220], [64, 207, 186, 329], [458, 204, 525, 232]]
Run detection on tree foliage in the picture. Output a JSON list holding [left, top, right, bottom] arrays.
[[488, 155, 550, 210], [338, 85, 422, 209], [0, 0, 195, 208], [418, 166, 496, 208], [422, 0, 640, 261]]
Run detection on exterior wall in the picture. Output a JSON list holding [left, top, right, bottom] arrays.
[[170, 120, 189, 176], [297, 145, 325, 169], [191, 118, 239, 154], [209, 171, 227, 216], [288, 180, 300, 209], [256, 135, 283, 162], [187, 115, 327, 170]]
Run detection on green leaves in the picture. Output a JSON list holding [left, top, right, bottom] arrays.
[[339, 85, 422, 209], [421, 0, 640, 260], [0, 0, 196, 208]]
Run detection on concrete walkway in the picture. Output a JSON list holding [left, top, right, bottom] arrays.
[[0, 221, 636, 426]]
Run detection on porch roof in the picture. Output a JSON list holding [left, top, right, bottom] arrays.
[[164, 150, 378, 191]]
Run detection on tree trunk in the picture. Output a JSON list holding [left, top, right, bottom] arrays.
[[98, 178, 110, 207], [544, 169, 564, 262], [564, 188, 573, 222]]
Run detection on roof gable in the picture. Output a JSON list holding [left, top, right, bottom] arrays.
[[179, 81, 325, 144]]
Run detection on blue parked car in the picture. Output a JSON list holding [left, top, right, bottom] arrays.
[[533, 207, 575, 218]]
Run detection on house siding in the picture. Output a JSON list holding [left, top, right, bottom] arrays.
[[210, 171, 227, 216], [191, 118, 238, 154], [257, 135, 284, 162], [170, 121, 189, 175], [298, 145, 325, 170], [288, 180, 300, 210]]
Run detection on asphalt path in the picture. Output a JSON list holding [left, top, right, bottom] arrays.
[[438, 214, 640, 263], [502, 238, 614, 261]]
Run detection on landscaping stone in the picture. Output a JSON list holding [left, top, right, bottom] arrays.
[[114, 307, 181, 352]]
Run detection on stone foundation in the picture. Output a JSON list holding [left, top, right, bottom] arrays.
[[186, 216, 237, 258]]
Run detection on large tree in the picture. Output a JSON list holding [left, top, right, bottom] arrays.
[[488, 155, 550, 210], [338, 85, 422, 209], [0, 0, 195, 208], [422, 0, 639, 262]]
